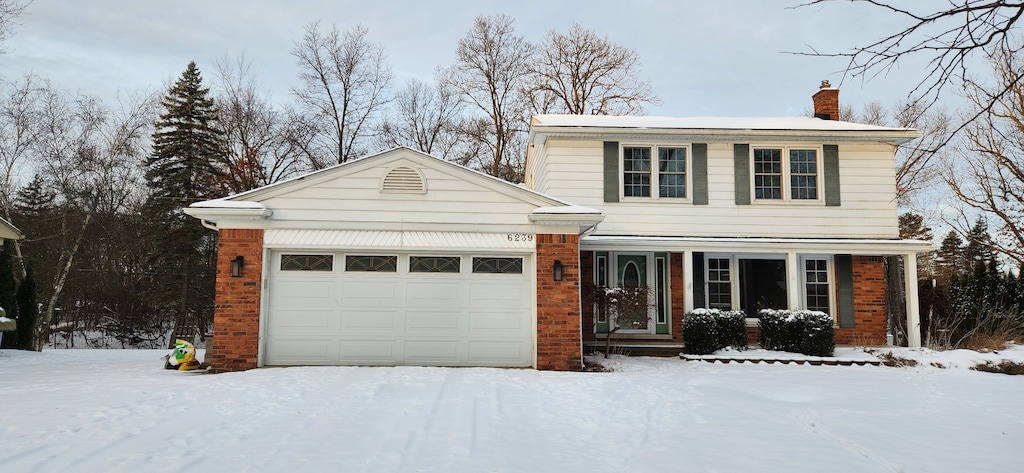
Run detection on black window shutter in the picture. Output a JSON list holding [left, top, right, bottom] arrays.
[[603, 141, 619, 203], [734, 144, 750, 205], [692, 143, 708, 205], [692, 252, 705, 309], [824, 144, 841, 206], [836, 254, 855, 328]]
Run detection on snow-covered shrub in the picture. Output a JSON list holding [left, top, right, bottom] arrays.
[[682, 308, 748, 355], [758, 309, 834, 356], [797, 310, 835, 357], [716, 310, 748, 350], [682, 309, 718, 355]]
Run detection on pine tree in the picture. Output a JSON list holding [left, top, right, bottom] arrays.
[[936, 230, 965, 286], [141, 61, 226, 345], [15, 265, 36, 350], [964, 217, 994, 265]]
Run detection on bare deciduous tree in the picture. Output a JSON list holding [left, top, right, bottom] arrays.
[[0, 0, 28, 53], [25, 87, 154, 350], [375, 77, 472, 161], [529, 23, 660, 115], [291, 22, 391, 168], [840, 100, 951, 206], [443, 14, 533, 183], [946, 48, 1024, 266], [214, 56, 308, 193], [795, 1, 1024, 152]]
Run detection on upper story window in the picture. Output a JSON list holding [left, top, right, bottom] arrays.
[[622, 145, 688, 199], [752, 147, 820, 202]]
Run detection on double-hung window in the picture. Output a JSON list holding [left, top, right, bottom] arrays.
[[622, 145, 689, 199], [752, 147, 820, 201], [803, 257, 831, 315]]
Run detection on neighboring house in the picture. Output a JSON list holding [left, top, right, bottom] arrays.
[[0, 217, 23, 242], [186, 82, 932, 373], [0, 217, 24, 336]]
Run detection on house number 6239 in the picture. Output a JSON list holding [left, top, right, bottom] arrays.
[[507, 233, 534, 242]]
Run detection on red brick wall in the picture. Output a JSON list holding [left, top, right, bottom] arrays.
[[207, 228, 264, 373], [670, 253, 685, 343], [835, 256, 887, 345], [536, 233, 582, 371]]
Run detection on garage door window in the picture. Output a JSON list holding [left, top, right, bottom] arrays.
[[410, 256, 461, 273], [472, 257, 523, 274], [281, 254, 334, 271], [345, 255, 398, 272]]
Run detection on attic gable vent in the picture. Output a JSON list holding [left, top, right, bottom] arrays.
[[381, 166, 425, 193]]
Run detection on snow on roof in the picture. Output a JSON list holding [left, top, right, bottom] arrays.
[[531, 114, 914, 133]]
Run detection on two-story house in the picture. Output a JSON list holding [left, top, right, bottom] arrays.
[[186, 83, 931, 373]]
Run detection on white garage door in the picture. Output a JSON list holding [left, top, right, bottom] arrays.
[[264, 252, 533, 367]]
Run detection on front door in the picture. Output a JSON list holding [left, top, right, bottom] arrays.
[[616, 254, 649, 331]]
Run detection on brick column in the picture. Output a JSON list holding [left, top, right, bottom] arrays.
[[536, 233, 582, 371], [835, 256, 887, 345], [207, 228, 264, 373]]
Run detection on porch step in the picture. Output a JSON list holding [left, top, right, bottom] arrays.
[[584, 341, 685, 357]]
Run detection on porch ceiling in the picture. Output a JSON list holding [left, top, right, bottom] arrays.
[[580, 235, 934, 255]]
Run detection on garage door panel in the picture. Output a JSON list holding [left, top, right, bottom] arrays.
[[404, 341, 462, 363], [340, 340, 399, 362], [405, 310, 462, 331], [275, 280, 336, 304], [469, 311, 527, 331], [469, 282, 528, 306], [341, 281, 401, 305], [340, 309, 400, 330], [467, 341, 530, 366], [271, 339, 333, 363], [406, 282, 463, 306], [271, 309, 334, 331]]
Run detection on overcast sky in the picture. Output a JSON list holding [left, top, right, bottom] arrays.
[[2, 0, 952, 118]]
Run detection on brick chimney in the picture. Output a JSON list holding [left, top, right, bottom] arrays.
[[812, 80, 840, 120]]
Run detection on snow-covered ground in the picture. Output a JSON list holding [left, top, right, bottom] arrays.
[[1, 347, 1022, 473]]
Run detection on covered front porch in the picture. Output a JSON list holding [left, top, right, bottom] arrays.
[[579, 235, 934, 349]]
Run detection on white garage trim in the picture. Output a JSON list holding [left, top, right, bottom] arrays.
[[264, 229, 537, 251], [260, 249, 535, 367]]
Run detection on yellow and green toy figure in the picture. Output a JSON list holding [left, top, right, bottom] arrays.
[[164, 339, 202, 371]]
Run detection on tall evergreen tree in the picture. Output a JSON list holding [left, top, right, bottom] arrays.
[[964, 217, 995, 265], [936, 230, 966, 286], [142, 61, 225, 345]]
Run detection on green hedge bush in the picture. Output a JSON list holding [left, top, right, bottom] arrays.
[[758, 309, 834, 356], [682, 309, 748, 355]]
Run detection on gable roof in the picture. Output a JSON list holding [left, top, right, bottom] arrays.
[[186, 147, 602, 229], [221, 147, 570, 206], [529, 114, 921, 145]]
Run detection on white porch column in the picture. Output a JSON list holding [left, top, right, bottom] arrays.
[[683, 250, 694, 312], [904, 253, 922, 348], [786, 251, 801, 310]]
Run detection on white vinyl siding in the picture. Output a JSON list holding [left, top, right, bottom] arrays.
[[536, 140, 899, 239]]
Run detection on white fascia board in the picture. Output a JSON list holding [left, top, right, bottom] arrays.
[[530, 126, 921, 146], [581, 235, 935, 255], [183, 201, 272, 224], [529, 206, 605, 229]]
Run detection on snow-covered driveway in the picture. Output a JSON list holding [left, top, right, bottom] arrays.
[[1, 348, 1022, 472]]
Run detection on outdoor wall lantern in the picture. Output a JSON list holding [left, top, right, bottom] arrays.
[[230, 255, 244, 278], [553, 260, 564, 282]]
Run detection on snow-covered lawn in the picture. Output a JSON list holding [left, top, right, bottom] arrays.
[[1, 347, 1022, 473]]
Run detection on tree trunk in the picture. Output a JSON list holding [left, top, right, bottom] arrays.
[[31, 212, 91, 351]]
